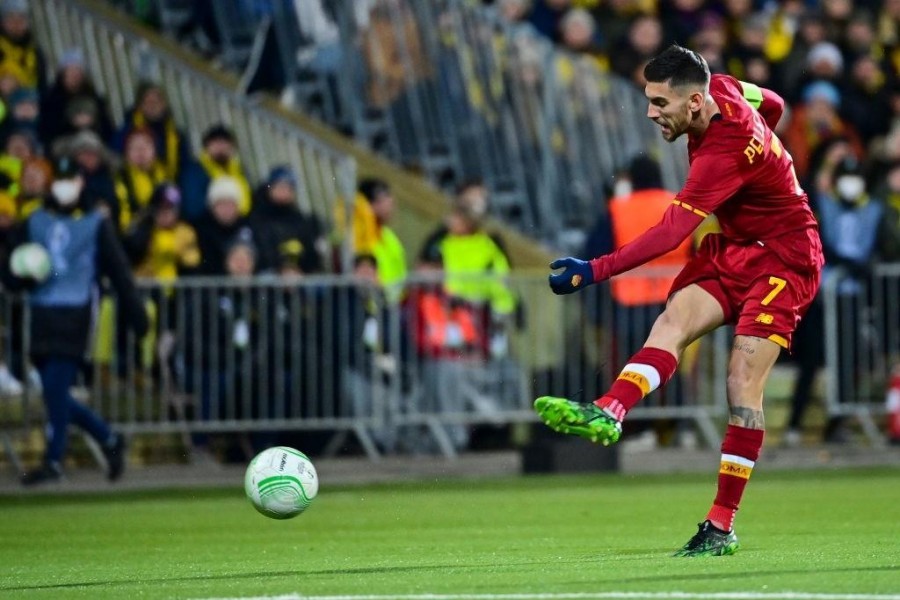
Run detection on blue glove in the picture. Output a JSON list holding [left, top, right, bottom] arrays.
[[548, 257, 595, 295]]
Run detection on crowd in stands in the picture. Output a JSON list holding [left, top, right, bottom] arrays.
[[0, 0, 521, 448], [3, 0, 900, 451]]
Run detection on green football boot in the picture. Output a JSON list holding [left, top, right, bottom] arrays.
[[673, 520, 740, 557], [533, 396, 622, 446]]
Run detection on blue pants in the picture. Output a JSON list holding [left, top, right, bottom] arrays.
[[37, 356, 112, 464]]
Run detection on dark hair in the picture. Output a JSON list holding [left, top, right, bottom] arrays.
[[455, 177, 485, 196], [354, 253, 378, 269], [358, 178, 390, 202], [202, 124, 236, 146], [644, 45, 710, 89], [628, 155, 663, 191]]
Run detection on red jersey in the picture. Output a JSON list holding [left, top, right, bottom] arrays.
[[678, 74, 821, 271], [591, 75, 823, 283]]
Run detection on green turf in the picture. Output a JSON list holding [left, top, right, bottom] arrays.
[[1, 467, 898, 599]]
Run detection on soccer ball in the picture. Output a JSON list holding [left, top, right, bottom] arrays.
[[244, 446, 318, 519], [9, 243, 52, 283]]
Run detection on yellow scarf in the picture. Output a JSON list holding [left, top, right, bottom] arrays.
[[0, 36, 38, 88], [132, 111, 181, 180], [115, 162, 168, 230]]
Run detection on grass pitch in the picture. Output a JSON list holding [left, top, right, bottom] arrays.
[[0, 467, 898, 599]]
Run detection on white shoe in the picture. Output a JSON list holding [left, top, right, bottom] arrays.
[[0, 364, 23, 396], [677, 429, 699, 450], [782, 428, 802, 448], [26, 367, 42, 394], [621, 430, 659, 452]]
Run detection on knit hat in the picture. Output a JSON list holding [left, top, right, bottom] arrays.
[[267, 165, 297, 188], [803, 80, 841, 108], [64, 129, 106, 153], [8, 87, 38, 107], [807, 42, 844, 72], [1, 0, 28, 17], [59, 48, 85, 70], [207, 176, 242, 207], [150, 183, 181, 209]]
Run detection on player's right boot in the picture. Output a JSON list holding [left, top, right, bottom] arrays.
[[533, 396, 622, 445], [673, 520, 740, 557], [20, 461, 63, 486]]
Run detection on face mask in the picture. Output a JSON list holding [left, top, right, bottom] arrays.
[[835, 175, 865, 201], [51, 179, 82, 206], [613, 179, 633, 198]]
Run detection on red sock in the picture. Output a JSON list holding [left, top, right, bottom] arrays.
[[593, 347, 678, 420], [707, 424, 765, 531]]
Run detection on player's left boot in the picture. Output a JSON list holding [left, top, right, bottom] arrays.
[[673, 520, 740, 557], [533, 396, 622, 445], [103, 433, 127, 482]]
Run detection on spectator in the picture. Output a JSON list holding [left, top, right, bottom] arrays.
[[194, 175, 257, 275], [40, 48, 115, 145], [777, 11, 829, 102], [115, 127, 168, 231], [842, 10, 878, 61], [249, 165, 325, 275], [332, 179, 378, 266], [659, 0, 708, 48], [782, 81, 865, 183], [0, 86, 39, 143], [1, 156, 148, 485], [361, 0, 432, 110], [874, 161, 900, 262], [15, 156, 51, 219], [182, 238, 261, 462], [803, 41, 845, 88], [0, 187, 24, 397], [610, 15, 664, 80], [2, 124, 37, 161], [821, 0, 853, 40], [558, 8, 603, 64], [358, 177, 406, 298], [690, 12, 729, 74], [54, 130, 119, 224], [0, 0, 46, 94], [586, 155, 693, 447], [841, 54, 893, 146], [123, 183, 201, 281], [496, 0, 534, 27], [115, 81, 190, 180], [179, 124, 252, 221], [419, 180, 516, 356], [786, 152, 883, 445], [407, 252, 484, 361], [528, 0, 572, 42], [724, 13, 769, 81]]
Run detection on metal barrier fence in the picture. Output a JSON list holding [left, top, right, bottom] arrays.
[[31, 0, 358, 269], [822, 263, 900, 444], [1, 273, 729, 463]]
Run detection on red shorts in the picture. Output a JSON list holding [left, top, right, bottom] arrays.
[[669, 232, 822, 350]]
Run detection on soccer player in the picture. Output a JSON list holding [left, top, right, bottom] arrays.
[[534, 45, 824, 556]]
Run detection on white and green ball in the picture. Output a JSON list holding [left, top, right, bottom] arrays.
[[9, 243, 52, 283], [244, 446, 318, 519]]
